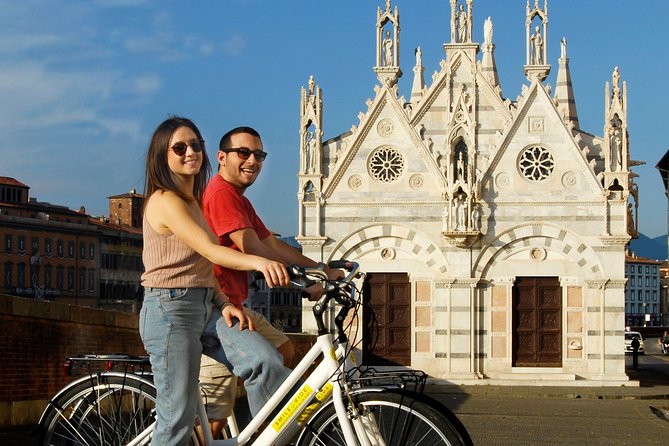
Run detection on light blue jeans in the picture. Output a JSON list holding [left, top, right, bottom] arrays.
[[139, 287, 291, 446]]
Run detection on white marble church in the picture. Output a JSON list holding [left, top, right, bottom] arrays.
[[296, 0, 640, 385]]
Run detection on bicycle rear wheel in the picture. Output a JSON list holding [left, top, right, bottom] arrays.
[[39, 372, 201, 446], [296, 389, 472, 446]]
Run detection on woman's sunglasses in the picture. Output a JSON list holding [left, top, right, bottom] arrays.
[[171, 140, 205, 156]]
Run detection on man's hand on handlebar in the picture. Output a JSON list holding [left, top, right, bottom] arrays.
[[304, 266, 346, 301]]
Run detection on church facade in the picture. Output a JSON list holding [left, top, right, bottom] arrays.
[[296, 0, 639, 385]]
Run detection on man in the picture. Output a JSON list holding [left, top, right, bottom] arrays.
[[199, 126, 340, 438]]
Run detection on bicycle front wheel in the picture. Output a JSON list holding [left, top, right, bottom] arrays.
[[39, 372, 158, 446], [296, 390, 472, 446]]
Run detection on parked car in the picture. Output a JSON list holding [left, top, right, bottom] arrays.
[[624, 331, 645, 355]]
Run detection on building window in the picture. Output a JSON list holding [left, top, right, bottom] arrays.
[[56, 267, 64, 290], [45, 239, 52, 257], [646, 277, 650, 287], [645, 266, 650, 274], [18, 236, 25, 255], [89, 244, 95, 259], [638, 265, 642, 273], [17, 263, 25, 288], [79, 270, 86, 291], [80, 242, 86, 259], [31, 237, 39, 255], [4, 234, 11, 254], [630, 277, 635, 286], [3, 262, 11, 289], [44, 265, 52, 288], [653, 290, 658, 301], [57, 240, 64, 258], [68, 241, 74, 258], [89, 270, 95, 291], [637, 290, 642, 302], [67, 269, 74, 291]]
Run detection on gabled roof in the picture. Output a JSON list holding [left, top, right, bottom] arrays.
[[0, 176, 29, 188]]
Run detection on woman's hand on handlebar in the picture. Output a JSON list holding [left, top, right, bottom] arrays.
[[254, 259, 291, 288]]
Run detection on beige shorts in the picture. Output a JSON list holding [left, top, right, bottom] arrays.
[[199, 307, 290, 419]]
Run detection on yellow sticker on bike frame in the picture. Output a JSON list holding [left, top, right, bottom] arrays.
[[297, 382, 334, 425], [272, 383, 313, 432]]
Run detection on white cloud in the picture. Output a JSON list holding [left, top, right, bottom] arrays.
[[222, 35, 247, 56]]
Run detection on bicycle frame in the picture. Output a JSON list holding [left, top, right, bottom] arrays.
[[123, 336, 357, 446]]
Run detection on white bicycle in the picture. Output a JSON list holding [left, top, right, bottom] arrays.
[[38, 261, 473, 446]]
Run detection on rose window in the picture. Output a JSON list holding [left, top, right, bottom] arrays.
[[518, 146, 554, 182], [368, 146, 404, 183]]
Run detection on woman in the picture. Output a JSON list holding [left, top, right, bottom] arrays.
[[140, 116, 290, 445]]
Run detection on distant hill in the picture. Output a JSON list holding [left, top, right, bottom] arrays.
[[629, 233, 667, 261]]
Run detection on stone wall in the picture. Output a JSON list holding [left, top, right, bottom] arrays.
[[0, 294, 316, 428]]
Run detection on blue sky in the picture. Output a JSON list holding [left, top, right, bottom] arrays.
[[2, 0, 668, 238]]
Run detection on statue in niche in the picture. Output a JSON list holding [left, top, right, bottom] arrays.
[[457, 152, 465, 181], [611, 128, 623, 171], [484, 16, 493, 45], [305, 131, 317, 173], [383, 31, 393, 66], [531, 26, 543, 64], [415, 46, 422, 66], [457, 4, 469, 43], [456, 197, 466, 231], [471, 205, 481, 231]]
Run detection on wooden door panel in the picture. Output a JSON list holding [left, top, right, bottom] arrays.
[[512, 277, 562, 367], [363, 272, 411, 366]]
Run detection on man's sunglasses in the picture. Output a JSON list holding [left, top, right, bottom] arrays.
[[220, 147, 268, 162], [171, 140, 205, 156]]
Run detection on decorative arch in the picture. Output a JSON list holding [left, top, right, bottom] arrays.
[[474, 222, 604, 279], [329, 223, 448, 275]]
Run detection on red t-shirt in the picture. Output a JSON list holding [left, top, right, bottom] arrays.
[[203, 175, 271, 306]]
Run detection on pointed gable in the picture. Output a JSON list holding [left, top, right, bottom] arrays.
[[481, 80, 602, 202]]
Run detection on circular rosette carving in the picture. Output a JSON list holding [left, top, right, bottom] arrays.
[[368, 146, 404, 183], [377, 119, 394, 137], [561, 171, 578, 188], [409, 174, 423, 190], [348, 174, 362, 190], [495, 172, 512, 190], [518, 146, 555, 182]]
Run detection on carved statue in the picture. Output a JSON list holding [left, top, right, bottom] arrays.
[[383, 31, 393, 66], [442, 206, 450, 232], [415, 46, 422, 66], [484, 16, 493, 45], [531, 26, 543, 64], [612, 66, 620, 99], [457, 4, 469, 43], [560, 37, 567, 58], [457, 152, 465, 181], [471, 206, 481, 231], [457, 198, 466, 230], [305, 131, 317, 173]]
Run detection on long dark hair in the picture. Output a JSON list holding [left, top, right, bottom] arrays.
[[144, 116, 212, 205]]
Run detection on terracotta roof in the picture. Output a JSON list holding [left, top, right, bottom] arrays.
[[0, 176, 29, 188]]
